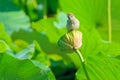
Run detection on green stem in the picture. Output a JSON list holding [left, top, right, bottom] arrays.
[[108, 0, 112, 43], [75, 50, 90, 80]]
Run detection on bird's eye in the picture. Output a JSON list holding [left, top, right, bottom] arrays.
[[70, 15, 73, 18]]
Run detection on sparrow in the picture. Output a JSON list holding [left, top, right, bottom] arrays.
[[66, 13, 80, 31]]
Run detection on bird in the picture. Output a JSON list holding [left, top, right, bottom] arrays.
[[66, 13, 80, 31]]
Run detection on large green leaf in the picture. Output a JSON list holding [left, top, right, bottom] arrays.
[[0, 0, 30, 35], [111, 0, 120, 43], [12, 29, 61, 54], [80, 28, 101, 57], [14, 40, 51, 66], [0, 53, 55, 80], [59, 0, 120, 43], [12, 17, 66, 54], [80, 28, 120, 57], [59, 1, 120, 68], [76, 53, 120, 80], [95, 43, 120, 56]]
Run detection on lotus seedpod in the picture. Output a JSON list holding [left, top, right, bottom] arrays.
[[58, 30, 82, 53]]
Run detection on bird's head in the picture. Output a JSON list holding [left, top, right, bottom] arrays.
[[67, 13, 74, 20]]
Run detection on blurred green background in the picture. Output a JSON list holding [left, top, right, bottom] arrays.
[[0, 0, 120, 80]]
